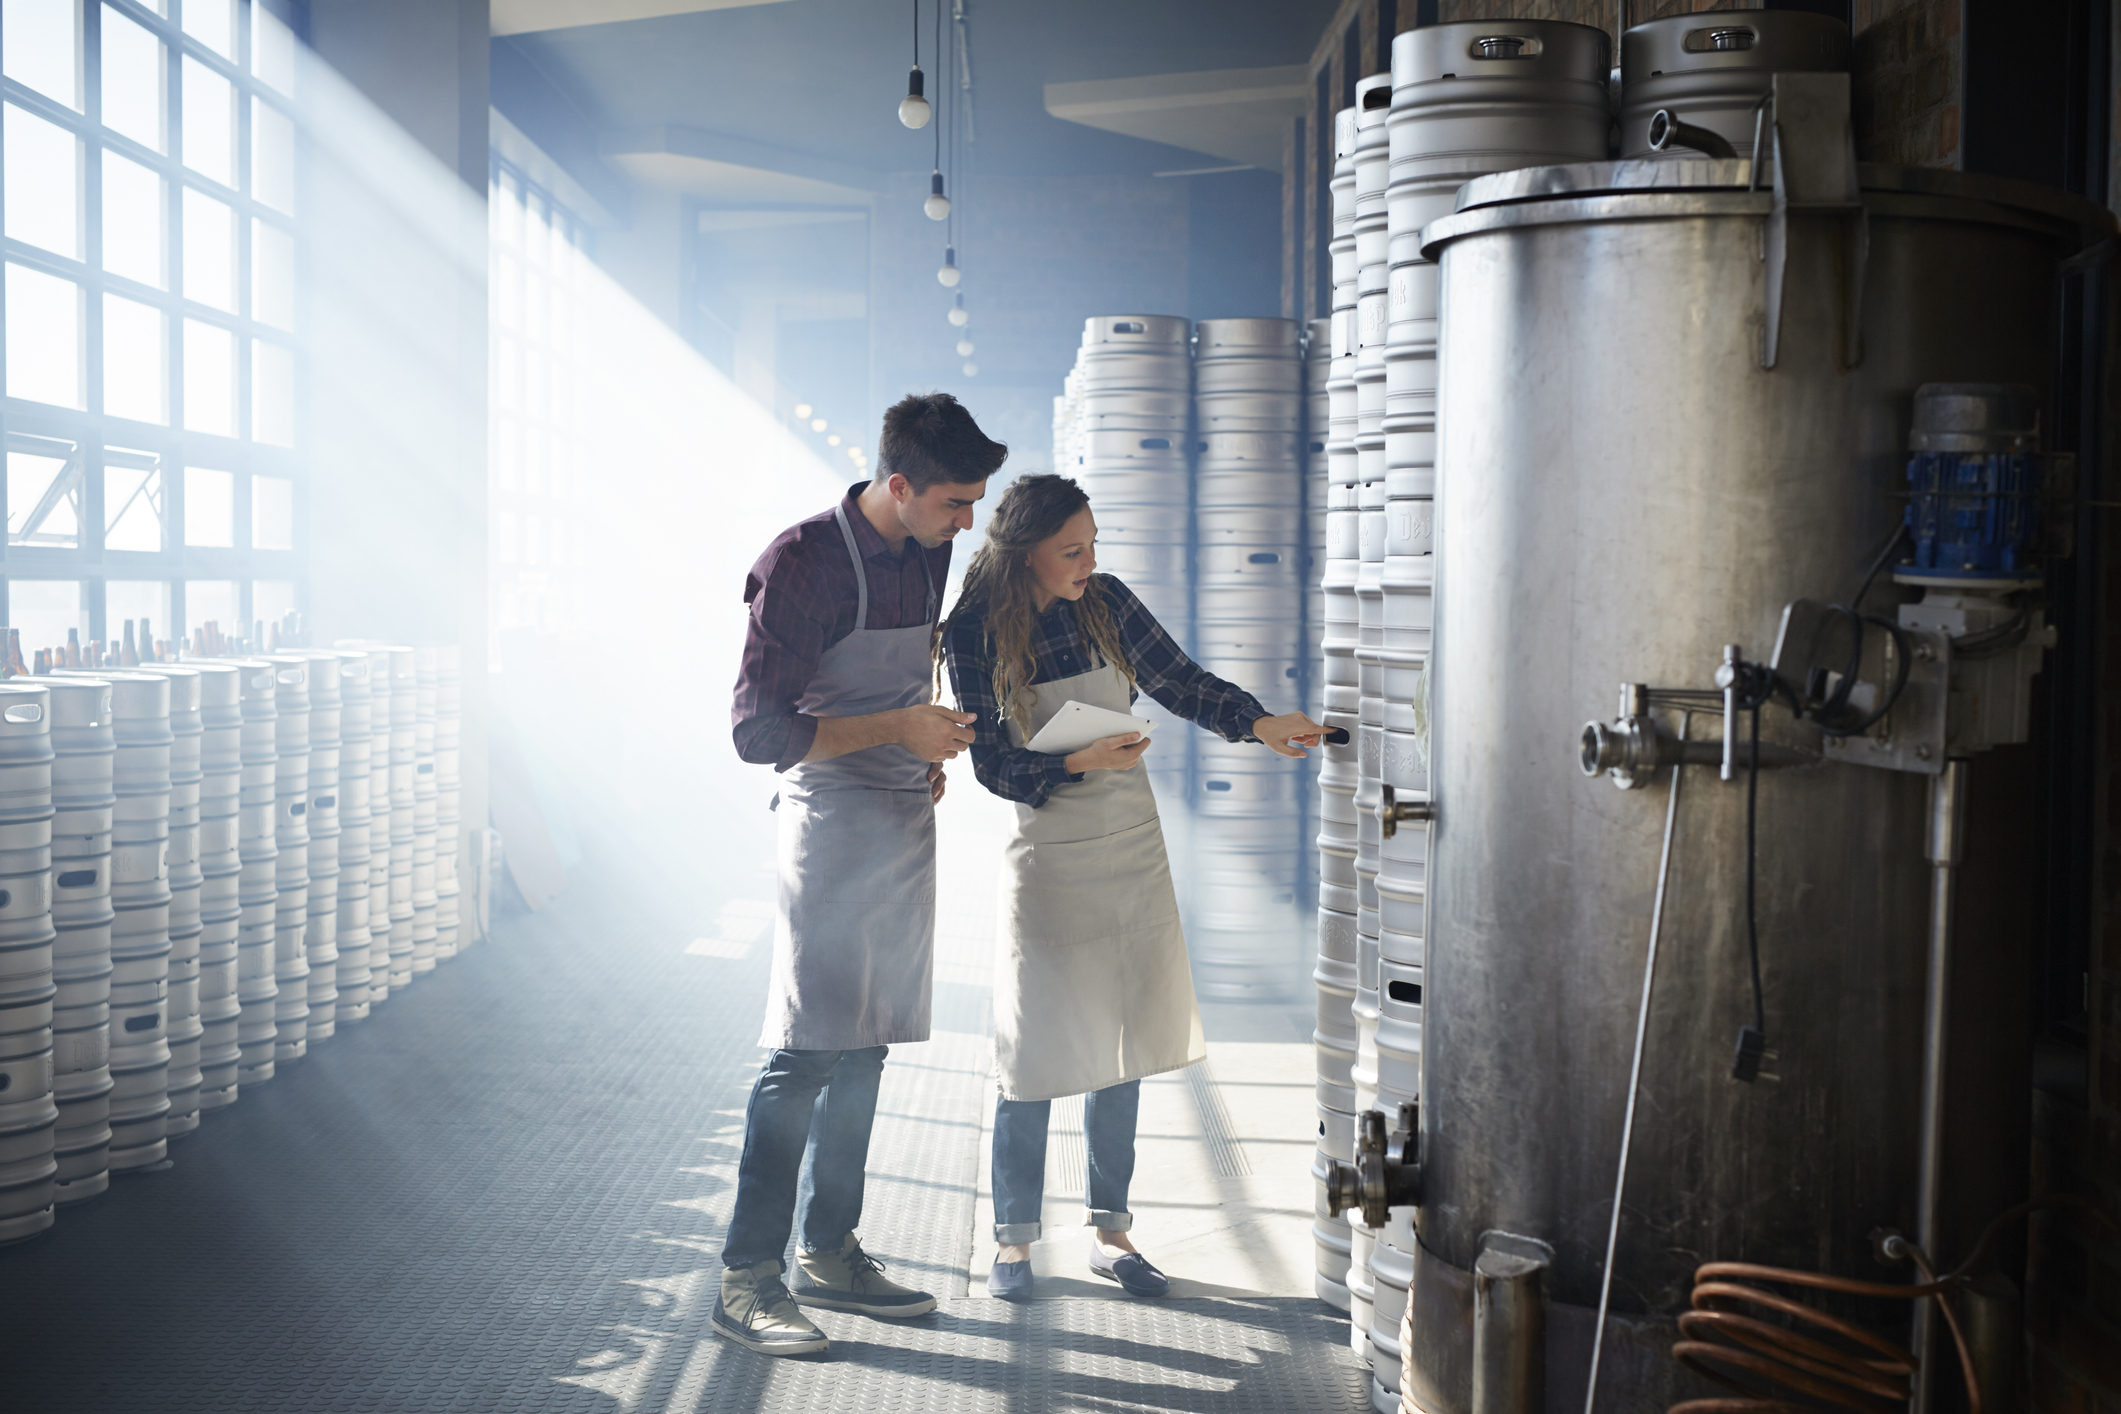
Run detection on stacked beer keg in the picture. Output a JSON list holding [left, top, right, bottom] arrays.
[[433, 646, 463, 955], [190, 662, 243, 1107], [0, 681, 57, 1240], [93, 670, 175, 1174], [1301, 318, 1331, 914], [1304, 320, 1331, 723], [383, 648, 418, 983], [1313, 98, 1363, 1327], [1343, 27, 1616, 1409], [411, 648, 440, 967], [231, 659, 280, 1085], [263, 656, 310, 1064], [1063, 316, 1195, 803], [297, 652, 341, 1042], [0, 635, 462, 1244], [48, 676, 116, 1201], [1188, 318, 1305, 999], [144, 666, 203, 1138], [360, 647, 399, 1004], [1344, 69, 1395, 1376], [333, 651, 375, 1023]]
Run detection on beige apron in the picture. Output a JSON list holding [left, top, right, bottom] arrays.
[[761, 504, 937, 1051], [992, 659, 1204, 1102]]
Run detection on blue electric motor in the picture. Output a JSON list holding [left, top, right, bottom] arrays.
[[1902, 383, 2044, 581]]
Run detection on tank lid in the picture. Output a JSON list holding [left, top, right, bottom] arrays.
[[1910, 384, 2041, 453], [1426, 159, 2116, 250]]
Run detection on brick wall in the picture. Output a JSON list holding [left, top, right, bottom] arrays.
[[1852, 0, 1963, 167]]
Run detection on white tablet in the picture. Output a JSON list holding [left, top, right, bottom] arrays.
[[1024, 699, 1158, 756]]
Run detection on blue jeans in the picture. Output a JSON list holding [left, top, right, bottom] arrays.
[[991, 1080, 1140, 1244], [721, 1046, 888, 1270]]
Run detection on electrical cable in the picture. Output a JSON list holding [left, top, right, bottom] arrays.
[[1850, 522, 1910, 611], [1949, 607, 2032, 659]]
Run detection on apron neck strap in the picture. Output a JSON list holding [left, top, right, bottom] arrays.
[[832, 503, 870, 631], [834, 500, 938, 631]]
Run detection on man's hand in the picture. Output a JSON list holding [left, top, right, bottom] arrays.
[[1253, 712, 1330, 758], [928, 762, 948, 804], [1064, 732, 1152, 774], [899, 704, 979, 762]]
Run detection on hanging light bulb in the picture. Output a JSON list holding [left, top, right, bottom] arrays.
[[810, 417, 828, 432], [962, 362, 979, 377], [937, 245, 960, 287], [898, 66, 931, 128], [924, 170, 950, 221], [794, 403, 812, 418], [947, 292, 968, 327], [827, 434, 842, 446], [955, 339, 974, 357]]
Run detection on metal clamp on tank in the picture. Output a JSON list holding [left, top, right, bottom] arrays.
[[1322, 1100, 1420, 1229]]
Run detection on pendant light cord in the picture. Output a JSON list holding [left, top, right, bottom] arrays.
[[912, 0, 919, 65], [933, 0, 943, 170]]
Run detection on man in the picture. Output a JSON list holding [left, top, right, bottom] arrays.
[[715, 392, 1004, 1356]]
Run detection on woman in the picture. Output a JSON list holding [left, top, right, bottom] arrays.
[[940, 473, 1324, 1301]]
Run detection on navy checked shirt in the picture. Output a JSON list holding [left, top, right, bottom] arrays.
[[941, 573, 1270, 808]]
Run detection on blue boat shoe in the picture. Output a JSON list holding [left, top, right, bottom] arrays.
[[1087, 1240, 1169, 1298], [986, 1259, 1034, 1301]]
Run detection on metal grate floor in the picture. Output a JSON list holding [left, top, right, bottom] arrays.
[[0, 832, 1370, 1414]]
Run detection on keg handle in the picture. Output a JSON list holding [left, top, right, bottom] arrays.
[[1376, 783, 1434, 839]]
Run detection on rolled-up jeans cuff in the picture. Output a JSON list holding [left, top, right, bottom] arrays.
[[994, 1222, 1042, 1244], [1085, 1210, 1132, 1231]]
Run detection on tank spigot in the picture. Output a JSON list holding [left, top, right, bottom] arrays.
[[1324, 1100, 1422, 1228], [1648, 108, 1738, 160], [1376, 785, 1434, 839]]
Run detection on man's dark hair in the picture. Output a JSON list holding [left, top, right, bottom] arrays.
[[876, 392, 1008, 492]]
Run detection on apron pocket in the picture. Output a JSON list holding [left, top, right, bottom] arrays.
[[1004, 817, 1179, 952]]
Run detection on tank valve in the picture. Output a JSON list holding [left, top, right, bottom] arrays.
[[1582, 685, 1724, 788], [1376, 785, 1434, 839], [1324, 1101, 1421, 1228]]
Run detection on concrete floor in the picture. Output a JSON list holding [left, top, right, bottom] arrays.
[[0, 772, 1366, 1413]]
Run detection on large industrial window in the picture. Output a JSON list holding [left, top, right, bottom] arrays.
[[489, 155, 584, 657], [0, 0, 303, 657]]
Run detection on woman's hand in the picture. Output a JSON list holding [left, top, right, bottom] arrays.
[[928, 762, 947, 803], [1064, 732, 1152, 774], [1253, 712, 1330, 758]]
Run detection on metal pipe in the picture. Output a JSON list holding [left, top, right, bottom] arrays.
[[1582, 717, 1688, 1413], [1647, 108, 1739, 160], [1912, 758, 1968, 1414], [1474, 1236, 1550, 1414]]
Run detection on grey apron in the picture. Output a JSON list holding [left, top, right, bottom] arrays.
[[761, 504, 938, 1051], [992, 660, 1204, 1102]]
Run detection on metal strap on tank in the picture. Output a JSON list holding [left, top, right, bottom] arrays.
[[832, 503, 870, 631]]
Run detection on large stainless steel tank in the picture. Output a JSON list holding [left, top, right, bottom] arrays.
[[1411, 154, 2106, 1412]]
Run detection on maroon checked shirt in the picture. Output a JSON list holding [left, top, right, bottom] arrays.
[[732, 482, 953, 772]]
